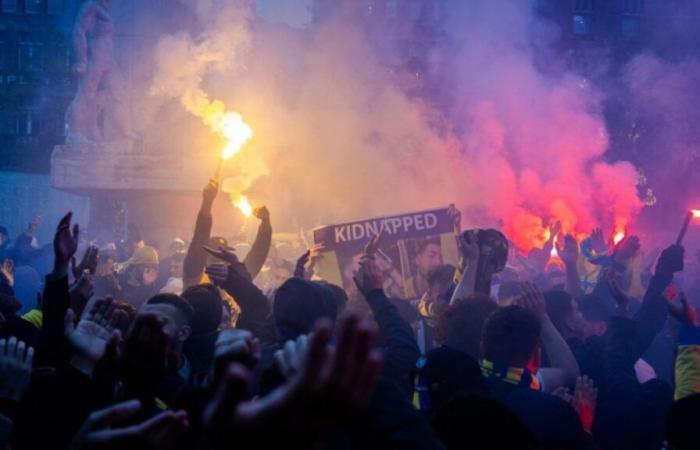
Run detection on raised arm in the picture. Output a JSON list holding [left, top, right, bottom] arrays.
[[243, 206, 272, 280], [40, 213, 80, 367], [517, 282, 580, 392], [354, 258, 420, 392], [183, 179, 218, 288], [556, 234, 583, 298]]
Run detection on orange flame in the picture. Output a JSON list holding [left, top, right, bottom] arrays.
[[613, 230, 626, 245], [692, 209, 700, 218], [235, 196, 253, 218]]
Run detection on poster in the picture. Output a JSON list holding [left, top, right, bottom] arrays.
[[313, 208, 458, 299]]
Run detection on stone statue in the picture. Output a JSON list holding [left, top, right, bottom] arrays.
[[65, 0, 116, 143]]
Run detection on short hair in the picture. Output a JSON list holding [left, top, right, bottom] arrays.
[[146, 293, 194, 327], [274, 278, 337, 342], [437, 294, 498, 359], [544, 290, 574, 336], [315, 281, 348, 313], [577, 294, 613, 323], [181, 283, 222, 336], [481, 305, 541, 368], [427, 264, 456, 289]]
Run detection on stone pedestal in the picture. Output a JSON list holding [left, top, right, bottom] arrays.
[[50, 140, 228, 246]]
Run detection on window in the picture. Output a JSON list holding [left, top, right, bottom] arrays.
[[47, 0, 62, 14], [18, 34, 43, 73], [572, 14, 592, 35], [622, 0, 644, 15], [25, 0, 42, 14], [17, 108, 40, 135], [621, 16, 640, 37], [572, 0, 594, 12], [1, 0, 17, 13]]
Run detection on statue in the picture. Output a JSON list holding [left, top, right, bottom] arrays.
[[65, 0, 118, 143]]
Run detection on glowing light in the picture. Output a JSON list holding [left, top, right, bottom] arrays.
[[235, 196, 253, 218], [206, 111, 253, 160], [692, 209, 700, 218], [613, 231, 626, 245]]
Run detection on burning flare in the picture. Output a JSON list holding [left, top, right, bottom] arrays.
[[235, 196, 253, 218], [692, 209, 700, 219], [613, 230, 626, 245]]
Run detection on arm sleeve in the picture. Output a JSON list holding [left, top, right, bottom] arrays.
[[243, 219, 272, 280], [39, 275, 71, 367], [183, 211, 213, 289], [364, 290, 421, 389], [222, 268, 277, 348]]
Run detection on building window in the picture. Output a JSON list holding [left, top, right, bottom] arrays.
[[572, 14, 592, 35], [18, 34, 43, 73], [17, 108, 40, 135], [25, 0, 41, 14], [621, 16, 640, 37], [1, 0, 17, 13], [47, 0, 62, 14], [572, 0, 594, 12], [622, 0, 644, 15]]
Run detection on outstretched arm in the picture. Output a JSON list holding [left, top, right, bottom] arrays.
[[243, 206, 272, 280], [183, 179, 218, 288]]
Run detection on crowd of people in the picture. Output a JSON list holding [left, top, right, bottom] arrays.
[[0, 178, 699, 450]]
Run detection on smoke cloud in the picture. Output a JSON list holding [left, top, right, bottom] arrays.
[[137, 0, 645, 251]]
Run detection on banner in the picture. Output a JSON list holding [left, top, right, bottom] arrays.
[[313, 208, 458, 299]]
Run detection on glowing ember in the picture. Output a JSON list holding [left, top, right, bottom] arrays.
[[692, 209, 700, 218], [235, 196, 253, 218], [613, 231, 626, 245]]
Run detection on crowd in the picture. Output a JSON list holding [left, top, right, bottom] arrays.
[[0, 178, 699, 450]]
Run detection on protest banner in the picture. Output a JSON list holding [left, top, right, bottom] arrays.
[[313, 208, 458, 299]]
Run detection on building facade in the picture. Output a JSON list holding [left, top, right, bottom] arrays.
[[0, 0, 80, 173]]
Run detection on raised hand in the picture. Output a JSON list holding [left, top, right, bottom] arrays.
[[0, 337, 33, 401], [203, 246, 240, 266], [590, 228, 609, 254], [0, 259, 14, 287], [605, 271, 631, 317], [202, 312, 381, 447], [72, 245, 99, 280], [555, 234, 579, 265], [572, 376, 597, 432], [668, 293, 699, 326], [69, 271, 95, 316], [294, 251, 310, 279], [353, 257, 384, 295], [274, 334, 309, 379], [205, 263, 230, 287], [549, 221, 562, 242], [656, 244, 685, 276], [612, 235, 640, 264], [294, 244, 325, 279], [457, 230, 480, 269], [65, 298, 119, 373], [447, 204, 462, 234], [362, 229, 384, 258], [252, 206, 270, 222], [54, 212, 80, 277], [515, 282, 546, 321], [213, 329, 261, 380], [70, 399, 189, 450]]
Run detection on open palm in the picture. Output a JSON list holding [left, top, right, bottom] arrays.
[[65, 298, 116, 364]]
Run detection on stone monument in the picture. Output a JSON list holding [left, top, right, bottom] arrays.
[[51, 0, 209, 244]]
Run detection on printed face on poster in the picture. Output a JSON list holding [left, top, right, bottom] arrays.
[[313, 208, 458, 299]]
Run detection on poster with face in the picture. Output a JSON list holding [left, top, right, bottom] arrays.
[[313, 208, 458, 300]]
